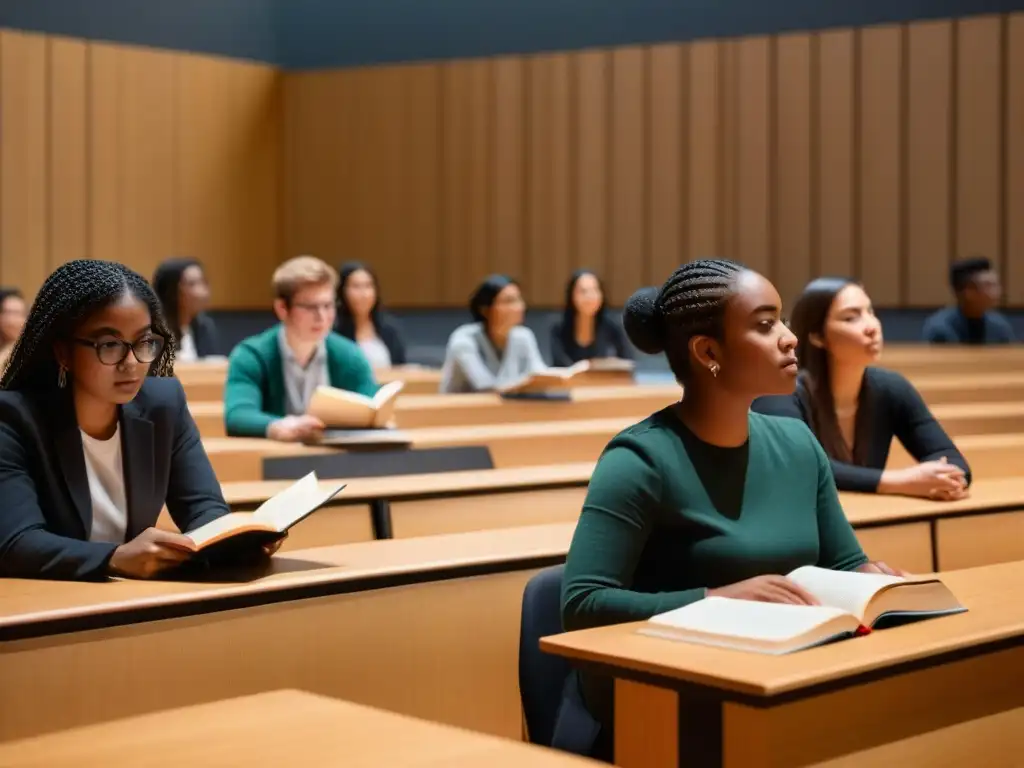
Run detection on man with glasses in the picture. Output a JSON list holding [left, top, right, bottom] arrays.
[[225, 256, 378, 441]]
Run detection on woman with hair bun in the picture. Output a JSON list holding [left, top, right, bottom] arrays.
[[556, 260, 905, 761]]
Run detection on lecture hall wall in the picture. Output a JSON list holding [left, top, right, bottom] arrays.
[[283, 12, 1024, 309], [0, 29, 281, 307]]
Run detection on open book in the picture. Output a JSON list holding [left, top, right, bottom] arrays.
[[183, 472, 346, 556], [498, 360, 592, 395], [638, 566, 967, 655], [587, 357, 636, 373], [307, 380, 404, 428]]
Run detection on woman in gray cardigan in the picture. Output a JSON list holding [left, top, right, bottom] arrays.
[[440, 275, 547, 394]]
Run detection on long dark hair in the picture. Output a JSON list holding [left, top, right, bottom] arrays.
[[0, 287, 23, 345], [790, 276, 866, 463], [1, 260, 175, 394], [152, 257, 203, 341], [559, 270, 607, 348], [336, 261, 383, 339]]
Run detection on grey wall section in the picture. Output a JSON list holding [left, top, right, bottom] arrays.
[[276, 0, 1024, 69], [0, 0, 277, 62]]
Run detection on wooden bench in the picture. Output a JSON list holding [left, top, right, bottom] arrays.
[[0, 690, 602, 767]]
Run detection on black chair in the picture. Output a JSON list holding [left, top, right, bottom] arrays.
[[519, 565, 571, 746]]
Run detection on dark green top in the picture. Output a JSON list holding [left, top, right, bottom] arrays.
[[223, 325, 378, 437], [563, 407, 868, 629], [561, 408, 868, 730]]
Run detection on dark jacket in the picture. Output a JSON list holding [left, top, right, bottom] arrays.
[[0, 377, 229, 580], [190, 313, 223, 358], [335, 314, 407, 366], [549, 318, 632, 367]]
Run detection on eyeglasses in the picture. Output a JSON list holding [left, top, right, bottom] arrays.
[[73, 336, 166, 366], [291, 301, 335, 315]]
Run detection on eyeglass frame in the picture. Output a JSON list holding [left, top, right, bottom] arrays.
[[70, 335, 167, 366]]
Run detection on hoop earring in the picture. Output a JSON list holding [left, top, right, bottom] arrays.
[[57, 365, 67, 389], [708, 362, 720, 378]]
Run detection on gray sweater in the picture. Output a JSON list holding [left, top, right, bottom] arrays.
[[440, 323, 547, 394]]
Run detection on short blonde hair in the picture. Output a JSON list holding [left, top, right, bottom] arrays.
[[272, 255, 338, 304]]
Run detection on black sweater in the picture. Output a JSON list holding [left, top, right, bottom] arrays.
[[752, 367, 971, 493], [549, 318, 632, 367]]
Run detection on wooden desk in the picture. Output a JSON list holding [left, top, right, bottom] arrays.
[[0, 690, 602, 767], [0, 524, 573, 743], [191, 385, 679, 438], [541, 560, 1024, 767], [913, 371, 1024, 405], [880, 344, 1024, 376]]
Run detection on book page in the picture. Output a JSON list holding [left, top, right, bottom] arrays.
[[252, 471, 346, 531], [308, 386, 374, 427], [787, 566, 905, 620], [648, 596, 850, 642], [371, 380, 404, 408], [185, 512, 260, 549]]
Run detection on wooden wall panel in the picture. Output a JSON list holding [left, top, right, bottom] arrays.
[[858, 26, 904, 305], [48, 38, 88, 271], [608, 48, 646, 304], [0, 31, 48, 293], [276, 12, 1022, 309], [1008, 15, 1024, 304], [774, 34, 813, 308], [647, 44, 686, 286], [816, 30, 857, 280], [491, 58, 526, 282], [905, 21, 953, 306], [527, 54, 572, 306], [575, 51, 610, 279], [955, 16, 1003, 270]]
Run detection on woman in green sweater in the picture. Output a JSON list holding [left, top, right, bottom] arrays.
[[558, 259, 904, 761]]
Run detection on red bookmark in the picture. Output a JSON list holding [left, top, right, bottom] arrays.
[[854, 625, 872, 637]]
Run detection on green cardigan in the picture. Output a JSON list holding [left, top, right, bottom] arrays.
[[224, 325, 379, 437]]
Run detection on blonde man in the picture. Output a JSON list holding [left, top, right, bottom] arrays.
[[225, 256, 378, 441]]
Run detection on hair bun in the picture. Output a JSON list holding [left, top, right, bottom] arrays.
[[622, 286, 666, 354]]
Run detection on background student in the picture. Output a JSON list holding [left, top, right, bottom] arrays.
[[922, 256, 1015, 344], [224, 255, 378, 442], [440, 274, 547, 393], [334, 261, 407, 368], [558, 260, 903, 761], [152, 257, 222, 362], [754, 277, 970, 499], [549, 270, 632, 366], [0, 287, 26, 371], [0, 260, 263, 581]]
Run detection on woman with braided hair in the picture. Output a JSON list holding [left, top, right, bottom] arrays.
[[0, 259, 275, 581], [555, 260, 905, 761]]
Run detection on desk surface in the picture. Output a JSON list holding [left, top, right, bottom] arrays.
[[542, 559, 1024, 699], [0, 689, 602, 767], [0, 524, 575, 641], [841, 476, 1024, 525]]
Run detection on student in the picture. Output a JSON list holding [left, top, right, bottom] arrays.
[[753, 277, 970, 499], [0, 260, 273, 581], [334, 261, 407, 368], [922, 256, 1015, 344], [224, 256, 378, 441], [549, 270, 632, 366], [152, 257, 222, 362], [557, 260, 904, 761], [0, 287, 26, 371], [440, 274, 546, 394]]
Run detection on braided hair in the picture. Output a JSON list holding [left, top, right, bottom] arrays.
[[1, 259, 175, 393], [623, 259, 746, 382]]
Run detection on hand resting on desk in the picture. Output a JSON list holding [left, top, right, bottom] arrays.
[[108, 527, 285, 579]]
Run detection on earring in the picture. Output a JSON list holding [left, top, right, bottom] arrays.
[[709, 362, 720, 378], [57, 365, 67, 389]]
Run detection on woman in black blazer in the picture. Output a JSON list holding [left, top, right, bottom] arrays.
[[335, 261, 407, 367], [549, 270, 632, 366], [152, 257, 222, 361], [0, 259, 277, 581]]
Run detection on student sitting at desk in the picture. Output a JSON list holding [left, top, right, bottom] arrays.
[[334, 261, 407, 368], [152, 257, 222, 362], [558, 260, 904, 761], [224, 256, 378, 442], [0, 260, 268, 581], [549, 270, 632, 366], [754, 278, 971, 499], [440, 274, 546, 393]]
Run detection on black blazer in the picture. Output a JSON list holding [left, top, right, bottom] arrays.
[[190, 313, 222, 358], [549, 318, 633, 367], [0, 377, 229, 581], [335, 313, 407, 366]]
